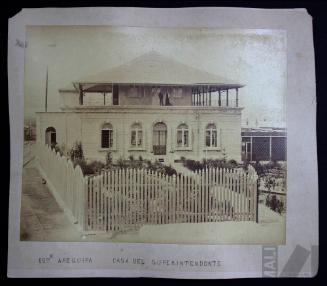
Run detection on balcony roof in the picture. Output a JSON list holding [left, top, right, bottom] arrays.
[[67, 51, 244, 91]]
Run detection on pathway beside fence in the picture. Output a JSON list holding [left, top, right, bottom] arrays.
[[37, 142, 86, 231], [36, 142, 258, 234]]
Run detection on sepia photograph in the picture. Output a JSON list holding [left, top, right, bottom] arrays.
[[21, 25, 287, 244]]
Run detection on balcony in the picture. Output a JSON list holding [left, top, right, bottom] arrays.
[[59, 83, 242, 111]]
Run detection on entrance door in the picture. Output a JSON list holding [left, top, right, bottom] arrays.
[[153, 122, 167, 155], [45, 127, 56, 146]]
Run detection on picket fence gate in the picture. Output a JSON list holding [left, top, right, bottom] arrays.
[[36, 142, 258, 234]]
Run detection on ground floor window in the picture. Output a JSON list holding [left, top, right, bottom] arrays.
[[205, 123, 218, 147], [131, 123, 143, 147], [177, 123, 189, 147], [101, 123, 113, 148], [98, 121, 223, 152]]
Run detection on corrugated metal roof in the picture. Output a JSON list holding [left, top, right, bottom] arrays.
[[72, 51, 244, 87]]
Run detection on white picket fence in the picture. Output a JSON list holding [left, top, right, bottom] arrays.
[[36, 142, 87, 230], [85, 166, 258, 232], [36, 143, 258, 234]]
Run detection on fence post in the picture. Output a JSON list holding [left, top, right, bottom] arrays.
[[83, 177, 89, 231], [255, 175, 259, 223]]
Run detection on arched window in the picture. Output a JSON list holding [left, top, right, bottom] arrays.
[[131, 123, 143, 147], [205, 123, 218, 147], [101, 123, 113, 148], [45, 127, 56, 146], [177, 123, 189, 147]]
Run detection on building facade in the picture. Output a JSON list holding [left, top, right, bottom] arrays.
[[36, 52, 244, 164]]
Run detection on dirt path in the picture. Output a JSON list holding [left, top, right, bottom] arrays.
[[20, 160, 83, 241]]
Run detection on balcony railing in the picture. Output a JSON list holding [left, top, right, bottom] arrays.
[[153, 145, 167, 155], [191, 89, 239, 107]]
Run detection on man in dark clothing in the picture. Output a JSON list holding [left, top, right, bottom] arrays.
[[158, 92, 164, 106], [165, 93, 171, 106]]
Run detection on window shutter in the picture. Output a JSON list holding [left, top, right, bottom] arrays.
[[171, 127, 174, 151], [143, 129, 147, 150], [219, 128, 222, 149], [114, 126, 117, 149]]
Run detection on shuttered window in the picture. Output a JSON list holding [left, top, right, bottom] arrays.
[[101, 123, 113, 148]]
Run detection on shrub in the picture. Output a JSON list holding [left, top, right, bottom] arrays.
[[117, 157, 127, 169], [59, 143, 68, 156], [264, 175, 276, 192], [105, 151, 113, 167], [253, 161, 265, 176], [73, 157, 87, 172], [51, 142, 64, 157], [243, 158, 250, 170], [227, 159, 238, 167], [73, 159, 105, 175], [68, 142, 105, 175], [70, 141, 84, 161], [139, 160, 177, 176], [265, 194, 285, 214], [221, 148, 227, 163], [146, 160, 152, 168], [50, 142, 56, 150], [164, 165, 177, 176], [251, 161, 285, 178], [184, 159, 202, 171], [183, 158, 239, 171], [87, 160, 105, 175]]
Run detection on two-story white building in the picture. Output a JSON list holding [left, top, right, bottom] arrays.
[[36, 52, 244, 164]]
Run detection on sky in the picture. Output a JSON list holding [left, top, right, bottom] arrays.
[[24, 26, 286, 127]]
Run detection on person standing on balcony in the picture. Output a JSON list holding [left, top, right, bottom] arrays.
[[165, 92, 171, 106], [158, 91, 164, 106]]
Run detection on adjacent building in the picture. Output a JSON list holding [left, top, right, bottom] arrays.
[[241, 127, 287, 162]]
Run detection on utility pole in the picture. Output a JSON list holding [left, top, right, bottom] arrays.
[[45, 67, 48, 112]]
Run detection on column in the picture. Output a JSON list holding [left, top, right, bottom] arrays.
[[209, 88, 211, 106], [269, 136, 272, 161], [236, 88, 239, 107], [250, 136, 253, 161], [202, 87, 205, 106], [79, 84, 84, 105], [218, 90, 221, 106]]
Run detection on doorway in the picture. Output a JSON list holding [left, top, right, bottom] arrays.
[[153, 122, 167, 155], [45, 127, 56, 146]]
